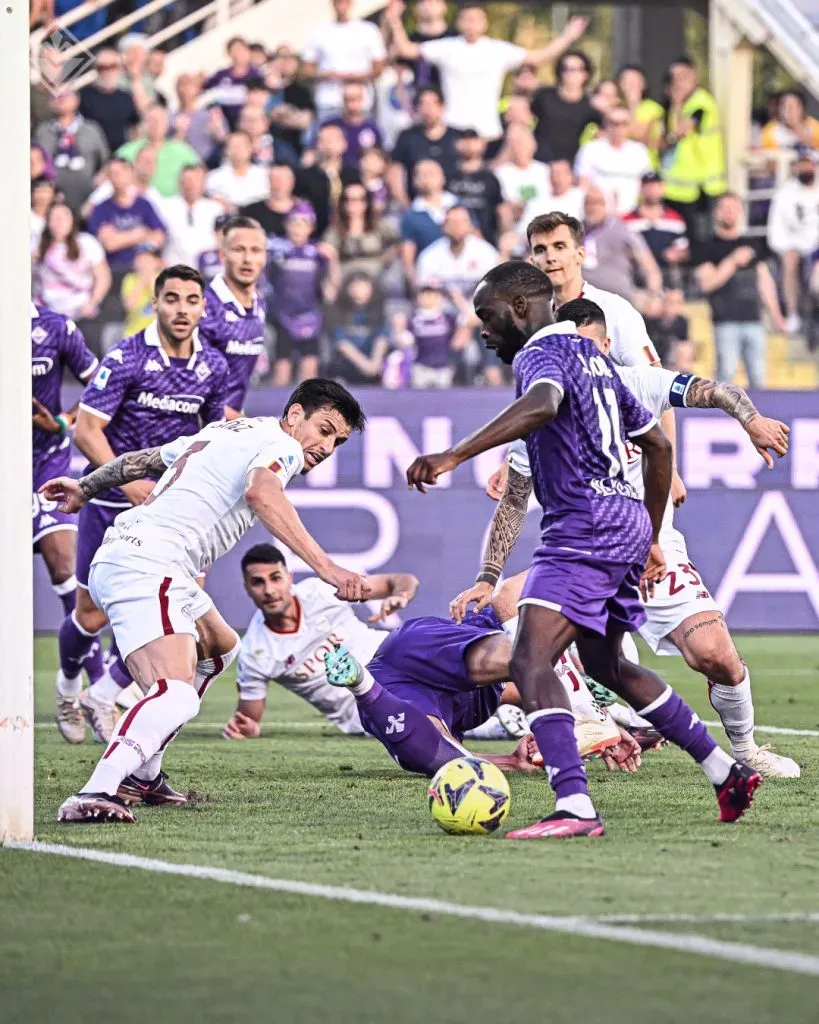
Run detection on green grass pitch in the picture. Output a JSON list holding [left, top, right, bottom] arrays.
[[2, 635, 818, 1024]]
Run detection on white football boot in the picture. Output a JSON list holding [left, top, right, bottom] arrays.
[[740, 744, 801, 779]]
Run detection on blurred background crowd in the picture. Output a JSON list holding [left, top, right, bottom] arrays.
[[29, 0, 819, 389]]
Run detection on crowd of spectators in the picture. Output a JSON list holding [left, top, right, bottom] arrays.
[[29, 0, 819, 388]]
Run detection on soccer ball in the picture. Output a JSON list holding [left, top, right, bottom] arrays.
[[427, 757, 511, 835]]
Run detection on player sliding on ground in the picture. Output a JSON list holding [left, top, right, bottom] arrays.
[[322, 573, 642, 780], [453, 297, 797, 779], [222, 542, 421, 739], [40, 379, 370, 824], [406, 261, 762, 839], [222, 543, 533, 745]]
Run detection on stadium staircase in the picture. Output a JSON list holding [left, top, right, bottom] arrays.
[[33, 0, 818, 388], [31, 0, 384, 94], [711, 0, 819, 99]]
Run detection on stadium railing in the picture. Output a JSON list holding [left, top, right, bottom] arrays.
[[29, 0, 252, 89]]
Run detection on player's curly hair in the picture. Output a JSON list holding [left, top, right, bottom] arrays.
[[479, 260, 553, 300], [284, 378, 367, 432]]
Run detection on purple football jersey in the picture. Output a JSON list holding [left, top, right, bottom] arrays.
[[87, 195, 166, 270], [409, 307, 457, 369], [513, 321, 655, 560], [31, 303, 98, 464], [200, 273, 267, 412], [203, 66, 264, 127], [321, 116, 383, 168], [78, 321, 229, 505], [363, 606, 504, 740], [267, 238, 327, 339]]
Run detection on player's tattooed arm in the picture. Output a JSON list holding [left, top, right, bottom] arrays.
[[685, 377, 758, 426], [477, 466, 533, 586], [684, 377, 790, 468], [77, 446, 166, 502]]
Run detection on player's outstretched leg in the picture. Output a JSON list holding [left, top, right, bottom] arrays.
[[117, 639, 241, 807], [324, 646, 469, 776], [578, 633, 762, 823], [58, 636, 202, 824], [667, 612, 800, 779], [503, 605, 605, 840]]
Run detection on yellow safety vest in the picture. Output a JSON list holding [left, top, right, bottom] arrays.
[[663, 87, 726, 202]]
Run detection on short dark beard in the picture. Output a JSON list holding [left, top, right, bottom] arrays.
[[495, 310, 528, 364]]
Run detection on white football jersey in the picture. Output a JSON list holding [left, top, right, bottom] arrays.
[[554, 282, 660, 367], [237, 577, 387, 731], [94, 417, 304, 578], [507, 366, 694, 552]]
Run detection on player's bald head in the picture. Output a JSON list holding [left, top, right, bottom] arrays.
[[476, 260, 554, 305], [473, 261, 555, 365]]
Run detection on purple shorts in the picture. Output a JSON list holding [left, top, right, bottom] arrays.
[[75, 501, 121, 588], [520, 546, 648, 636], [33, 445, 76, 550], [362, 608, 505, 739]]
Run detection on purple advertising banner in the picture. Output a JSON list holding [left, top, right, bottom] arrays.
[[34, 388, 819, 633]]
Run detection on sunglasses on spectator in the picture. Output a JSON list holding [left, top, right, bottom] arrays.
[[97, 63, 119, 71]]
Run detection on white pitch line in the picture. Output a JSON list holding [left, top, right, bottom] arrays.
[[703, 721, 819, 738], [34, 721, 328, 731], [5, 841, 819, 978], [34, 720, 819, 737], [596, 912, 819, 925]]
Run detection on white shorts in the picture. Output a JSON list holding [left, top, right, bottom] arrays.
[[88, 560, 214, 661], [638, 544, 721, 655]]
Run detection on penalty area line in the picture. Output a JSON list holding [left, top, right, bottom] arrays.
[[5, 841, 819, 978]]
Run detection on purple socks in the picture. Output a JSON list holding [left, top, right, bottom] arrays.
[[528, 710, 590, 800], [107, 649, 133, 689], [58, 612, 98, 681], [355, 681, 464, 777], [640, 688, 718, 764]]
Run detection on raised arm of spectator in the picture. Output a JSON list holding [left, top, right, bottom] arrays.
[[756, 261, 787, 333], [385, 0, 422, 60], [522, 16, 589, 67]]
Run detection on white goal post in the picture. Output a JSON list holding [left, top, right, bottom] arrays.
[[0, 3, 35, 841]]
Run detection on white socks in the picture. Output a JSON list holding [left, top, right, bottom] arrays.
[[56, 670, 82, 698], [556, 794, 597, 819], [349, 665, 375, 698], [709, 668, 755, 757], [699, 746, 734, 786], [463, 715, 508, 741], [82, 679, 200, 796], [502, 616, 518, 641], [87, 669, 124, 705], [194, 640, 241, 698], [132, 643, 241, 782]]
